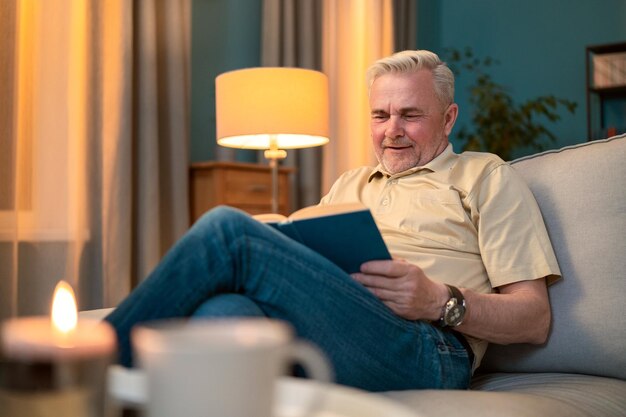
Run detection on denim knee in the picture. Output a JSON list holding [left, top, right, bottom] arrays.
[[192, 293, 266, 319], [195, 205, 248, 227], [189, 205, 256, 240]]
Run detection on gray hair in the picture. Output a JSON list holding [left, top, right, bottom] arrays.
[[366, 50, 455, 106]]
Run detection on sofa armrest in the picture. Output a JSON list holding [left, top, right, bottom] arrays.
[[481, 135, 626, 380]]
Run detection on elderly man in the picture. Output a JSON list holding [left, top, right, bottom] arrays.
[[106, 50, 560, 392]]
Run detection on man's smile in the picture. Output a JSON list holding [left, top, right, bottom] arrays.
[[383, 139, 413, 150], [384, 143, 413, 153]]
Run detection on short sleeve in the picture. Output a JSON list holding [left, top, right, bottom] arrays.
[[473, 164, 561, 287]]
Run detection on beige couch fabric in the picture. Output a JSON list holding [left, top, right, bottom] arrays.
[[389, 135, 626, 417], [481, 135, 626, 380]]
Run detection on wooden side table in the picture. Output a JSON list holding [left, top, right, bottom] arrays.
[[189, 161, 294, 223]]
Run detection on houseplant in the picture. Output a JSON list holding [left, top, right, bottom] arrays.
[[445, 48, 577, 160]]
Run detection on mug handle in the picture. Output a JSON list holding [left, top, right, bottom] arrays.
[[287, 341, 333, 417], [288, 341, 333, 383], [108, 365, 147, 406]]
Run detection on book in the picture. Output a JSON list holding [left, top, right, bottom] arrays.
[[255, 203, 391, 274]]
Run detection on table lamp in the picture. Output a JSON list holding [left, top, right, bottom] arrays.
[[215, 67, 329, 213]]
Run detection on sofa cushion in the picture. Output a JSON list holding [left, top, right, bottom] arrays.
[[479, 135, 626, 380], [387, 372, 626, 417], [469, 372, 626, 417], [387, 389, 585, 417]]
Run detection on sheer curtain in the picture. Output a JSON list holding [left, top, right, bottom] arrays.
[[262, 0, 395, 202], [261, 0, 324, 209], [0, 0, 190, 319], [321, 0, 394, 193]]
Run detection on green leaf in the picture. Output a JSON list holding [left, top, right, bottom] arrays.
[[444, 47, 578, 159]]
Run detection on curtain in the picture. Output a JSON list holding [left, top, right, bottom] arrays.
[[393, 0, 417, 51], [262, 0, 395, 202], [261, 0, 324, 209], [0, 0, 190, 319], [322, 0, 394, 193]]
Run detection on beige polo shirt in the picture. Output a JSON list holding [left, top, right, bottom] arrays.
[[319, 144, 561, 368]]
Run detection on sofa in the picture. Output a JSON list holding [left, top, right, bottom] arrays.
[[83, 135, 626, 417], [385, 134, 626, 417]]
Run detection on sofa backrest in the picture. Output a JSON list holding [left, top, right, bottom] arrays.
[[480, 134, 626, 380]]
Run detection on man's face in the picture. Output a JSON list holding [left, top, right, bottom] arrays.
[[369, 69, 458, 174]]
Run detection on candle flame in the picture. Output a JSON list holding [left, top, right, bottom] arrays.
[[51, 281, 78, 333]]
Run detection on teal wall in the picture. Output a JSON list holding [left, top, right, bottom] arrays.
[[418, 0, 626, 155], [190, 0, 262, 162], [190, 1, 626, 161]]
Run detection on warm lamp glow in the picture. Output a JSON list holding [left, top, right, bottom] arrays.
[[51, 280, 78, 333], [215, 67, 330, 213], [215, 67, 330, 150]]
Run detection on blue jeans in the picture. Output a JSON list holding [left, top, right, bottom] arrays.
[[105, 206, 472, 391]]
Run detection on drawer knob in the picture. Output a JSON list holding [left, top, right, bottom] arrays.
[[247, 184, 270, 193]]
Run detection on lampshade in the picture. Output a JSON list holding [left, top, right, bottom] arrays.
[[215, 67, 330, 150]]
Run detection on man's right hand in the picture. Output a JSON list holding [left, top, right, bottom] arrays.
[[351, 259, 449, 322]]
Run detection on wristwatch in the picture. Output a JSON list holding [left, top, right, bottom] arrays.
[[438, 284, 466, 327]]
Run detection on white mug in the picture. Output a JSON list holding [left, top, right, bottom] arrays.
[[109, 318, 332, 417]]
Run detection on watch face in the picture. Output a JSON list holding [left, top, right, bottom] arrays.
[[444, 299, 465, 326]]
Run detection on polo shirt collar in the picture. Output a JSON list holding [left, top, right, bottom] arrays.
[[368, 143, 456, 181]]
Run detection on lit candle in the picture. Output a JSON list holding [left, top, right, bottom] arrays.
[[0, 281, 117, 417], [1, 281, 116, 361]]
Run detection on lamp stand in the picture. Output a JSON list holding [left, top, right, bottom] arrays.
[[264, 135, 287, 213]]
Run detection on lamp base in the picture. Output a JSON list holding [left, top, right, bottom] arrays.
[[264, 136, 288, 214], [266, 154, 287, 214]]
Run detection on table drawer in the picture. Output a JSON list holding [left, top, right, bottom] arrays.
[[223, 170, 275, 206], [189, 161, 293, 223]]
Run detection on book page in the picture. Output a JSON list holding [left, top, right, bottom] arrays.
[[253, 213, 287, 223], [288, 202, 368, 221]]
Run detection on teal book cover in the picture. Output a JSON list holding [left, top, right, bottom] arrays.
[[257, 203, 391, 274]]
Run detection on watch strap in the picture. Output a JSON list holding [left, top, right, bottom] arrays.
[[447, 284, 464, 305]]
